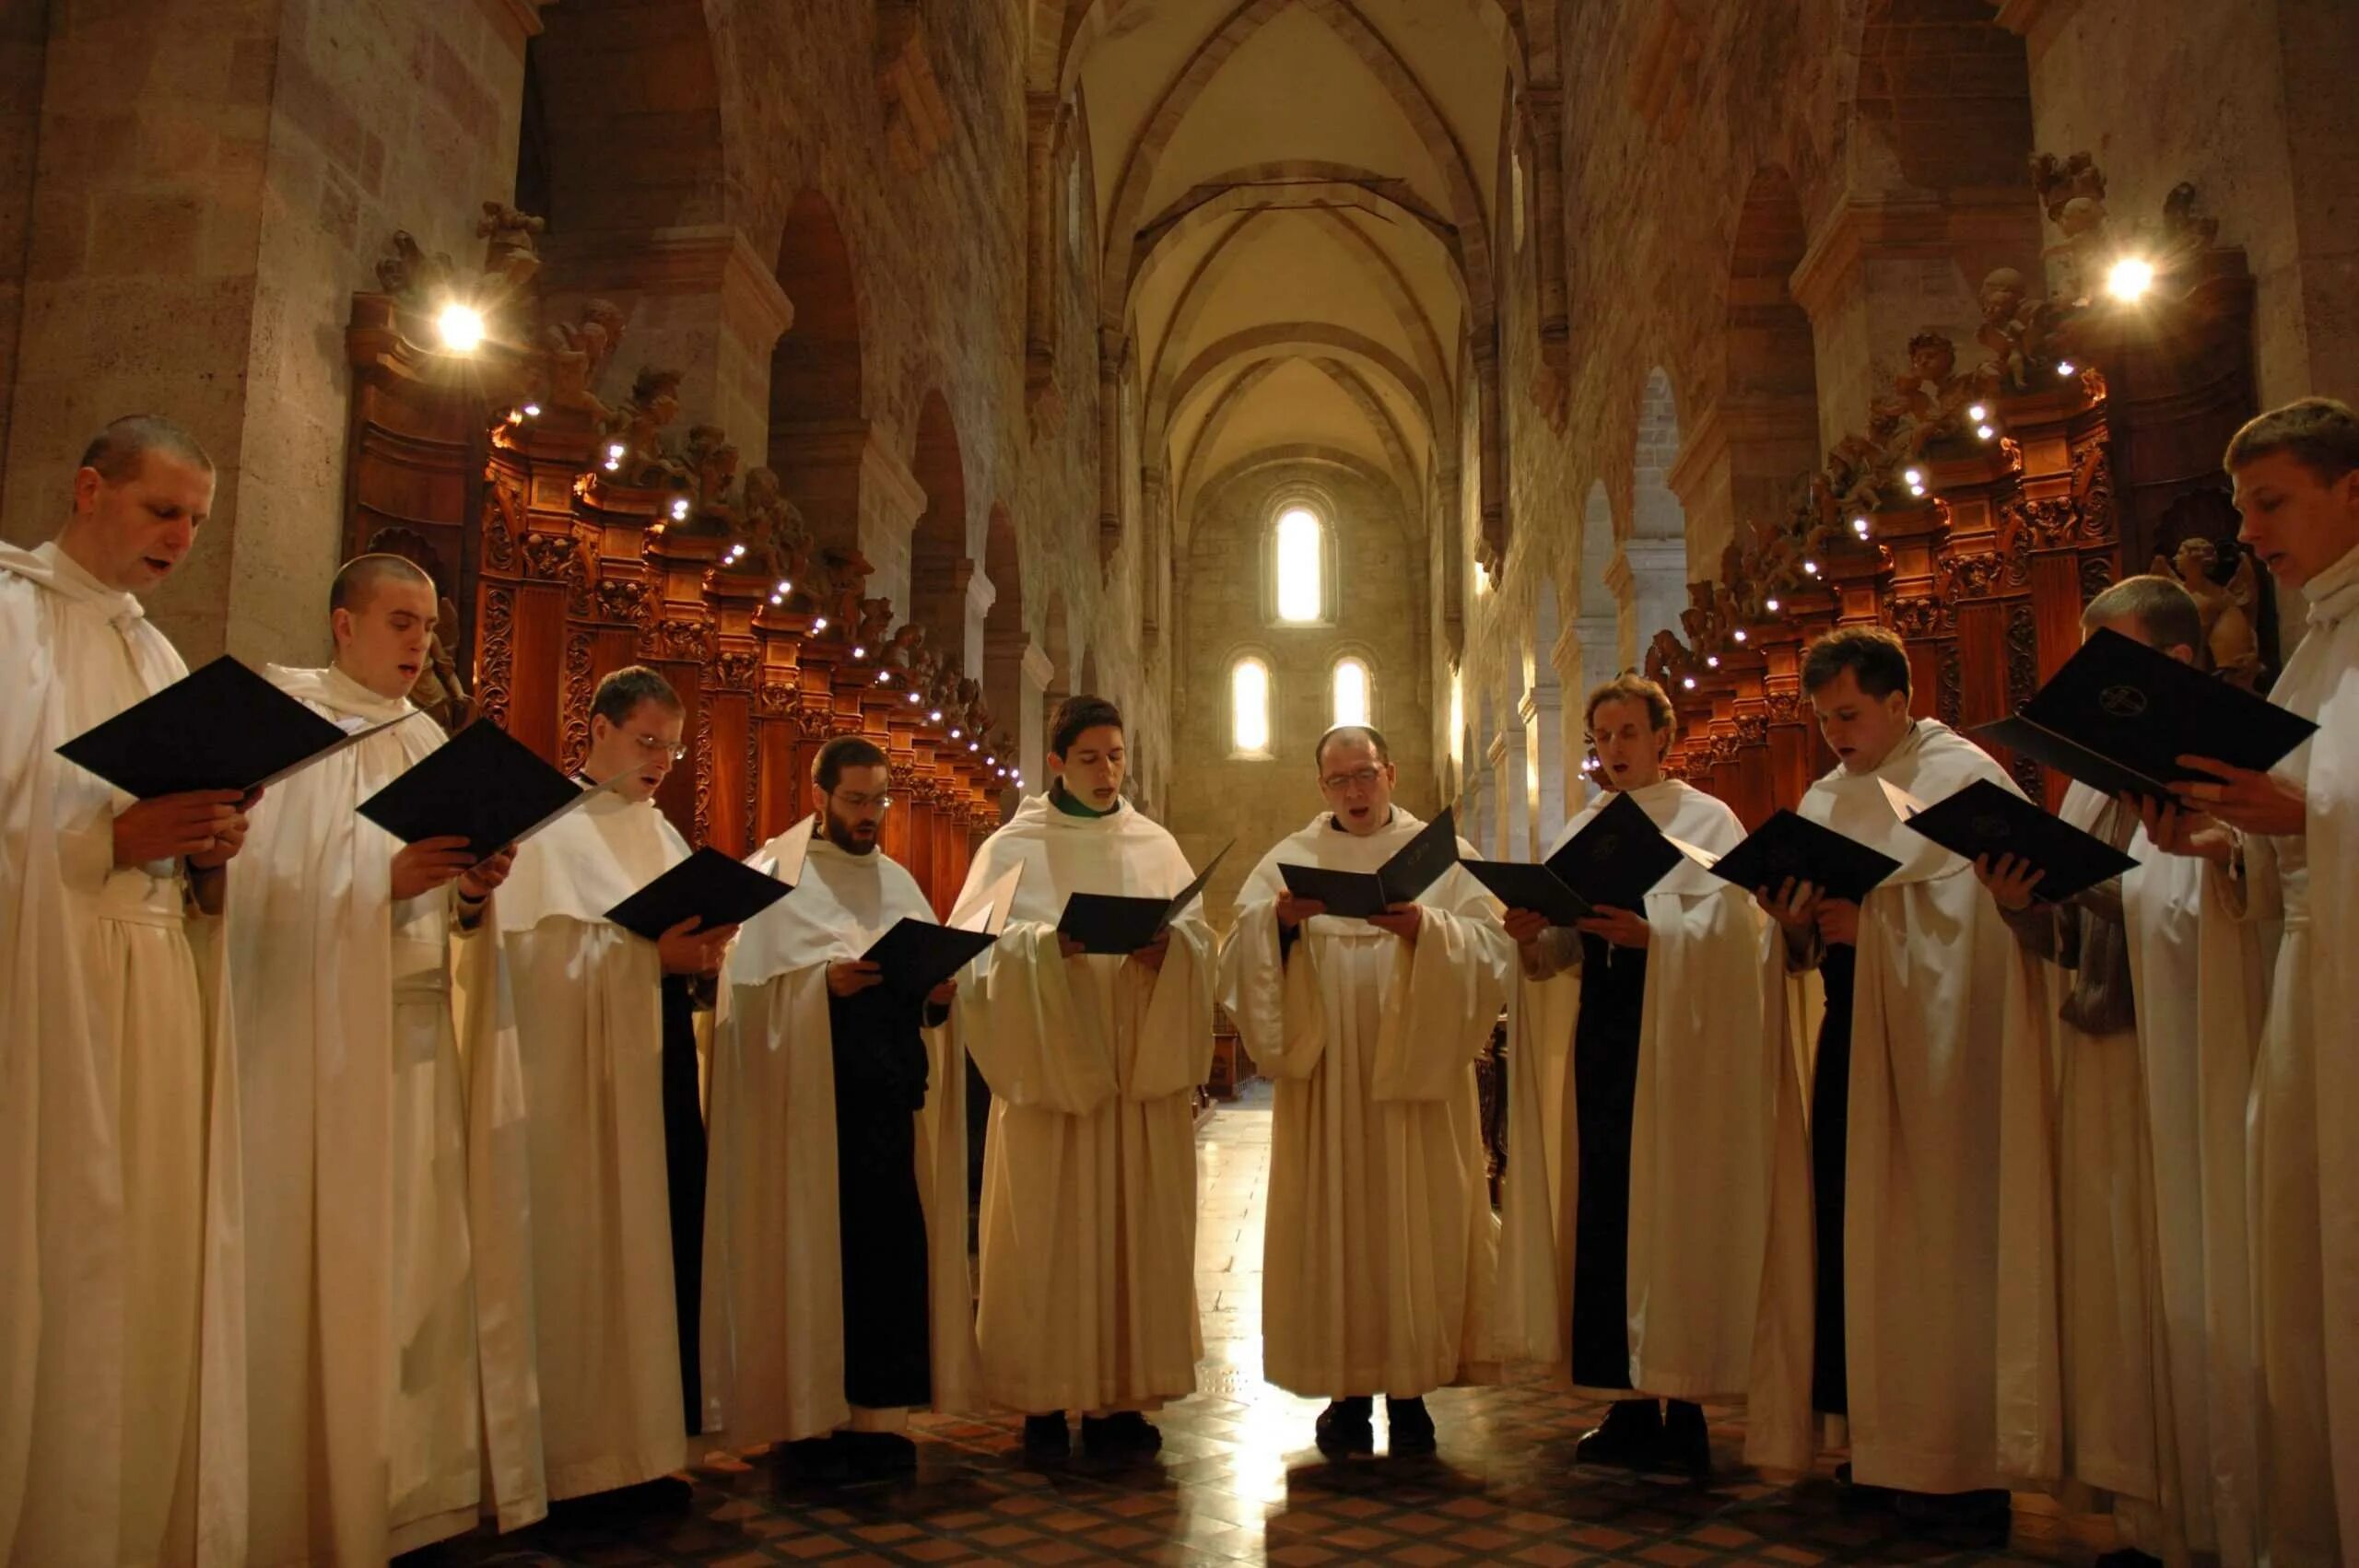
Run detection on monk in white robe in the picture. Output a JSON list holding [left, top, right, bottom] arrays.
[[951, 696, 1217, 1459], [1221, 724, 1512, 1457], [1746, 626, 2045, 1550], [1491, 679, 1778, 1480], [1, 417, 249, 1568], [703, 737, 978, 1479], [225, 554, 545, 1563], [1978, 576, 2271, 1567], [495, 664, 736, 1508], [2142, 401, 2359, 1568]]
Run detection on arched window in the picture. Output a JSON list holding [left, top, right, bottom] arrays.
[[1332, 656, 1370, 728], [1273, 506, 1324, 623], [1230, 656, 1272, 755]]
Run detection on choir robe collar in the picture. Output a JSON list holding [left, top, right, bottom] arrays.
[[728, 837, 935, 989]]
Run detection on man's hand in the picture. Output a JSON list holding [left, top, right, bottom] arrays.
[[457, 846, 516, 902], [1366, 901, 1423, 945], [392, 835, 479, 900], [1974, 851, 2046, 912], [115, 789, 246, 868], [657, 916, 737, 975], [184, 788, 260, 870], [2170, 755, 2306, 839], [926, 977, 959, 1009], [1057, 933, 1086, 960], [1275, 894, 1325, 930], [827, 958, 883, 997], [1129, 929, 1172, 972], [1574, 904, 1651, 950], [1755, 876, 1821, 932], [1502, 907, 1554, 947], [1814, 898, 1860, 948], [2124, 791, 2238, 866]]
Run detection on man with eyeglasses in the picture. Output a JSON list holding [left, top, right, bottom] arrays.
[[1219, 725, 1512, 1457], [702, 735, 978, 1481], [495, 664, 737, 1515]]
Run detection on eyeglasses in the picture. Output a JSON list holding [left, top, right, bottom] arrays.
[[630, 731, 688, 763], [1320, 766, 1385, 792], [830, 790, 894, 812]]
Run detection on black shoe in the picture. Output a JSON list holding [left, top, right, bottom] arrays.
[[1021, 1412, 1071, 1459], [1575, 1398, 1661, 1469], [1834, 1460, 1897, 1510], [776, 1435, 851, 1483], [1080, 1410, 1163, 1457], [2095, 1552, 2162, 1568], [1314, 1397, 1375, 1457], [833, 1429, 919, 1476], [1385, 1395, 1437, 1455], [1660, 1399, 1710, 1480], [1895, 1487, 2012, 1550], [562, 1473, 693, 1518]]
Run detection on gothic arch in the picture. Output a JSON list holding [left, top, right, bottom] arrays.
[[907, 391, 973, 671]]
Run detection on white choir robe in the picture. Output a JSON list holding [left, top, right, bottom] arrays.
[[1491, 781, 1781, 1401], [2197, 543, 2359, 1568], [701, 833, 979, 1448], [951, 792, 1218, 1415], [0, 541, 246, 1568], [225, 664, 546, 1564], [495, 789, 690, 1497], [1220, 808, 1514, 1399], [1746, 720, 2049, 1494]]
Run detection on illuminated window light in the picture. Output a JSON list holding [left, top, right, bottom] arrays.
[[435, 303, 485, 353], [2107, 256, 2155, 302]]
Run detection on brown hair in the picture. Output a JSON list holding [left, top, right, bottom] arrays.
[[813, 734, 889, 792], [1313, 724, 1391, 769], [1801, 625, 1912, 699], [77, 415, 213, 483], [1581, 673, 1675, 738], [1049, 694, 1122, 757], [2224, 396, 2359, 486], [2083, 573, 2204, 662], [327, 553, 432, 614], [591, 664, 683, 725]]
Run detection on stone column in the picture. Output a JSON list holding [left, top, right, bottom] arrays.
[[1523, 679, 1566, 846], [766, 418, 927, 613], [1615, 538, 1688, 673], [1568, 612, 1617, 803], [1666, 392, 1821, 581]]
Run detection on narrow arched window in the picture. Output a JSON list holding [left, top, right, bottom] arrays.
[[1332, 656, 1370, 729], [1273, 506, 1324, 623], [1231, 657, 1272, 755]]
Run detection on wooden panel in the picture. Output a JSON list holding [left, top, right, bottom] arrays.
[[756, 715, 805, 840], [509, 583, 568, 764], [706, 690, 752, 857]]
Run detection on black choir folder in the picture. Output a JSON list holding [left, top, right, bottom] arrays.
[[1891, 778, 2138, 905], [1461, 789, 1689, 923], [1707, 809, 1902, 905], [1972, 626, 2316, 801], [1276, 806, 1461, 920], [605, 847, 792, 942], [862, 865, 1025, 996], [358, 719, 610, 863], [56, 654, 411, 799], [1057, 841, 1234, 955]]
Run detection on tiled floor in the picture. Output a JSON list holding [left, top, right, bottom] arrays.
[[435, 1086, 2116, 1566]]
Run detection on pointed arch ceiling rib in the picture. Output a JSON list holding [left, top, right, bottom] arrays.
[[1045, 0, 1511, 549]]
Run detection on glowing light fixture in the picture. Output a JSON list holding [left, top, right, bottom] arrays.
[[2057, 360, 2077, 378], [522, 403, 542, 416], [1682, 676, 1696, 690], [2107, 256, 2155, 302], [813, 616, 828, 631], [435, 303, 485, 353], [1766, 597, 1781, 613], [1733, 628, 1748, 643], [1706, 655, 1720, 669], [1967, 404, 1989, 423]]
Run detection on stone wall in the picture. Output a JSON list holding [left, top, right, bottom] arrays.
[[1165, 460, 1434, 925]]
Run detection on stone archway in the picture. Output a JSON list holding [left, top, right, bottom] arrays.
[[1625, 369, 1691, 670], [907, 390, 977, 672], [766, 189, 869, 552]]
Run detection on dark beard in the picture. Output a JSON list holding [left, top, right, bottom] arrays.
[[824, 808, 877, 855]]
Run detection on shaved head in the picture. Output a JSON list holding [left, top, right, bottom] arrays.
[[328, 553, 434, 615]]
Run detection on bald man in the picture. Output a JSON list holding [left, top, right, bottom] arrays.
[[2, 416, 252, 1565], [226, 555, 546, 1562]]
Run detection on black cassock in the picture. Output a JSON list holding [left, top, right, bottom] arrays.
[[1568, 930, 1649, 1389], [826, 985, 936, 1411], [1808, 942, 1857, 1417], [661, 976, 707, 1433]]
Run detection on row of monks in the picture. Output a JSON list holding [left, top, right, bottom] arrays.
[[1, 400, 2353, 1568]]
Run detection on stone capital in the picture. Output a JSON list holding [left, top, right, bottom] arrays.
[[479, 0, 547, 41], [544, 223, 795, 345], [1665, 391, 1820, 510], [1789, 193, 2036, 324]]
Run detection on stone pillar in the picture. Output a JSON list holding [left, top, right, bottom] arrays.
[[0, 0, 547, 662], [767, 418, 927, 613], [1666, 392, 1822, 581], [1616, 538, 1688, 672], [1789, 197, 2042, 456], [540, 224, 794, 456], [1524, 680, 1566, 846], [1568, 612, 1617, 802]]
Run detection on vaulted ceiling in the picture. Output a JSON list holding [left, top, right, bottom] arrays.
[[1046, 0, 1520, 542]]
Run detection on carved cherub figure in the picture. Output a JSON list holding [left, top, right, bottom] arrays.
[[1973, 267, 2039, 393], [740, 467, 816, 588], [2044, 193, 2111, 307], [886, 623, 927, 667], [956, 678, 992, 738], [671, 425, 741, 535], [542, 298, 627, 417], [376, 230, 456, 304], [819, 545, 873, 634], [1892, 331, 1973, 455], [477, 201, 545, 290], [2153, 535, 2264, 687], [854, 596, 896, 650]]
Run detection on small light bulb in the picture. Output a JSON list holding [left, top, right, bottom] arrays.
[[813, 616, 828, 630], [907, 692, 921, 705], [1976, 424, 1995, 441], [877, 672, 890, 685], [603, 458, 620, 473], [1706, 655, 1719, 668], [522, 403, 541, 417], [1733, 628, 1748, 643], [435, 303, 485, 353], [2107, 256, 2154, 302], [1803, 560, 1819, 575], [1854, 519, 1872, 537], [950, 728, 962, 740], [1682, 676, 1696, 690], [2057, 360, 2077, 378], [769, 593, 782, 604], [968, 742, 980, 753], [607, 443, 626, 462], [776, 579, 792, 594], [1766, 597, 1781, 613], [1908, 483, 1927, 497], [1903, 468, 1923, 486], [852, 646, 865, 660], [1966, 404, 1988, 423], [670, 497, 689, 520], [928, 709, 943, 721]]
